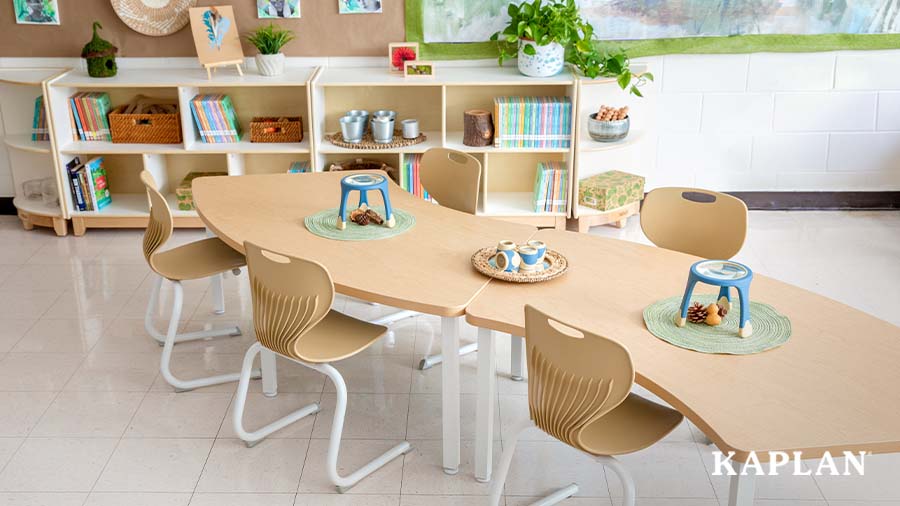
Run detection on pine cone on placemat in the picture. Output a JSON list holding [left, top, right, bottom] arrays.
[[717, 304, 728, 317], [365, 209, 384, 225], [353, 212, 370, 226], [687, 302, 708, 323]]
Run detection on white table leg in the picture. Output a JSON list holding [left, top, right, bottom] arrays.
[[475, 327, 497, 482], [729, 463, 757, 506], [261, 349, 278, 397], [510, 335, 525, 381], [441, 316, 461, 475]]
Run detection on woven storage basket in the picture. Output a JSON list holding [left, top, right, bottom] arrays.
[[250, 117, 303, 143], [109, 104, 182, 144]]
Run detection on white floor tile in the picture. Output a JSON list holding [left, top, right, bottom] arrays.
[[607, 443, 715, 499], [64, 352, 159, 392], [0, 320, 35, 353], [0, 493, 88, 506], [0, 438, 118, 492], [312, 394, 409, 440], [190, 493, 296, 506], [299, 439, 404, 495], [408, 393, 500, 441], [0, 353, 84, 391], [84, 492, 191, 506], [500, 441, 610, 498], [31, 391, 144, 438], [11, 318, 106, 353], [0, 291, 62, 319], [301, 495, 400, 506], [94, 438, 213, 492], [196, 438, 308, 493], [324, 354, 413, 395], [400, 440, 497, 496], [0, 438, 23, 470], [220, 393, 321, 440], [125, 392, 232, 438], [814, 453, 900, 501], [0, 393, 56, 436]]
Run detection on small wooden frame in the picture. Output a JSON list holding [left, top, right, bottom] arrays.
[[388, 42, 419, 73], [572, 200, 640, 233], [404, 61, 435, 79]]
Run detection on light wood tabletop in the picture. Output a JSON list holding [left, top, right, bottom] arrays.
[[467, 228, 900, 464]]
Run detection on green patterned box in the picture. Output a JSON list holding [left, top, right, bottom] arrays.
[[578, 170, 645, 211], [176, 171, 227, 211]]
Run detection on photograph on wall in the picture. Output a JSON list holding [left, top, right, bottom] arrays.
[[258, 0, 301, 18], [338, 0, 382, 14], [13, 0, 60, 25], [421, 0, 900, 43], [189, 6, 245, 66]]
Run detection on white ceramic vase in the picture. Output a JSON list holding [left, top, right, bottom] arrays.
[[256, 53, 285, 77], [517, 40, 565, 77]]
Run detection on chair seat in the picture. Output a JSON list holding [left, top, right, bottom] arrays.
[[577, 393, 684, 456], [293, 310, 387, 363], [152, 237, 246, 281]]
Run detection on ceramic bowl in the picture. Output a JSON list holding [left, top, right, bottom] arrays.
[[588, 114, 629, 143]]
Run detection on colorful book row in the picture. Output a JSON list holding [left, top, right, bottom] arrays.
[[69, 92, 112, 142], [65, 156, 111, 212], [493, 96, 572, 149], [398, 154, 431, 201], [32, 96, 49, 141], [532, 161, 567, 213], [189, 94, 241, 143]]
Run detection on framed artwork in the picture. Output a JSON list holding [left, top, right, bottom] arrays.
[[338, 0, 381, 14], [388, 42, 418, 73], [13, 0, 60, 25], [189, 6, 245, 67], [258, 0, 300, 18], [404, 61, 435, 78]]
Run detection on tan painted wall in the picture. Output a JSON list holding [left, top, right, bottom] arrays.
[[0, 1, 404, 57]]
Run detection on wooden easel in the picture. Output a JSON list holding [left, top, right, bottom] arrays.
[[204, 59, 244, 80]]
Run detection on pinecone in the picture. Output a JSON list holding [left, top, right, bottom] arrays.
[[687, 302, 708, 323], [353, 213, 370, 226], [717, 304, 728, 317], [365, 208, 384, 225]]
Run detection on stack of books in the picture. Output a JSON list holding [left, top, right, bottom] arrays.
[[493, 96, 572, 149], [287, 161, 311, 173], [32, 96, 49, 141], [69, 92, 112, 141], [532, 161, 568, 213], [189, 94, 241, 143], [398, 154, 431, 201], [65, 156, 112, 211]]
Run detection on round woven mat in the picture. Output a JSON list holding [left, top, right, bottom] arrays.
[[111, 0, 197, 36], [327, 130, 427, 150], [304, 207, 415, 241], [643, 294, 791, 355], [471, 247, 568, 283]]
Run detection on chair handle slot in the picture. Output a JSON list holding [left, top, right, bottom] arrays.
[[682, 191, 717, 203]]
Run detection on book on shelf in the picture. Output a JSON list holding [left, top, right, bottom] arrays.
[[532, 161, 567, 213], [398, 154, 431, 201], [32, 96, 49, 141], [68, 92, 112, 142], [66, 156, 111, 211], [287, 161, 311, 173], [493, 96, 572, 149], [189, 94, 241, 143]]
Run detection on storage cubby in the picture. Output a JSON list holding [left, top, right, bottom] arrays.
[[241, 153, 311, 175], [482, 152, 569, 228]]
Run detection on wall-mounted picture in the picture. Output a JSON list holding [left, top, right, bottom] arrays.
[[189, 6, 245, 66], [13, 0, 60, 25], [404, 61, 435, 78], [258, 0, 300, 18], [388, 42, 418, 73], [338, 0, 381, 14]]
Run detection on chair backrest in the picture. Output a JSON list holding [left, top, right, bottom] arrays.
[[420, 148, 481, 215], [524, 305, 635, 453], [640, 187, 748, 259], [244, 241, 335, 362], [140, 170, 174, 272]]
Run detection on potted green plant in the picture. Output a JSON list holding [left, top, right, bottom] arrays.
[[245, 23, 296, 77], [491, 0, 651, 96]]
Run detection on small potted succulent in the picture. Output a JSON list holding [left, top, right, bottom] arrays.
[[245, 23, 296, 77]]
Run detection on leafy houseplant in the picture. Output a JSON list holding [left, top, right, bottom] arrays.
[[491, 0, 651, 96], [245, 23, 296, 77]]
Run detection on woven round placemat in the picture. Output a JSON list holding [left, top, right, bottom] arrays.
[[304, 207, 415, 241], [111, 0, 197, 37], [643, 294, 791, 355], [326, 130, 427, 150], [471, 247, 568, 283]]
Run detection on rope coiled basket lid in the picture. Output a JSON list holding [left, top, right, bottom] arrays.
[[111, 0, 198, 36]]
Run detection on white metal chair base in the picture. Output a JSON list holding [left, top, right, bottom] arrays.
[[234, 342, 413, 493], [489, 419, 636, 506], [145, 274, 243, 346], [418, 342, 479, 370]]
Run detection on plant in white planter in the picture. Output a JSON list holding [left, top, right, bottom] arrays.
[[245, 23, 296, 77], [491, 0, 651, 95]]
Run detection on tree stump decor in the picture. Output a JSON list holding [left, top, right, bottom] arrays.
[[463, 109, 494, 147]]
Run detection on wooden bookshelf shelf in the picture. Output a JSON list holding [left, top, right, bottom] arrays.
[[4, 134, 51, 154], [445, 131, 571, 154]]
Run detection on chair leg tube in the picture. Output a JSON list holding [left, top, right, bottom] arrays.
[[489, 418, 533, 506], [530, 484, 579, 506], [418, 342, 478, 371], [311, 361, 411, 493], [597, 455, 635, 506], [145, 274, 242, 346], [510, 335, 526, 381], [159, 281, 259, 392], [211, 272, 226, 315], [233, 343, 319, 448]]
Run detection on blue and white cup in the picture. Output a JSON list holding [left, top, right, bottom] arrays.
[[492, 240, 520, 272], [526, 240, 546, 264], [517, 245, 542, 271]]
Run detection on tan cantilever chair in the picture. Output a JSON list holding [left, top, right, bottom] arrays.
[[489, 306, 683, 506], [140, 171, 254, 392], [233, 242, 411, 492]]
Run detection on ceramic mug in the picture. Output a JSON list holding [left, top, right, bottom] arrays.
[[517, 245, 542, 271], [492, 239, 520, 272], [527, 240, 546, 264]]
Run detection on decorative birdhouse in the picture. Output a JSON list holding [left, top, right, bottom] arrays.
[[81, 22, 118, 78]]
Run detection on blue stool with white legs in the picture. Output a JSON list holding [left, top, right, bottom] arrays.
[[676, 260, 754, 338], [337, 173, 396, 230]]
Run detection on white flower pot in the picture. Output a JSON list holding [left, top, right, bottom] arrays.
[[256, 53, 285, 77], [517, 40, 565, 77]]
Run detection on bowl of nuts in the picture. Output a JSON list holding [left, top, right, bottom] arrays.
[[588, 105, 629, 143]]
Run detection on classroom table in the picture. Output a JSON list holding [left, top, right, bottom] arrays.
[[465, 228, 900, 506], [193, 171, 536, 475]]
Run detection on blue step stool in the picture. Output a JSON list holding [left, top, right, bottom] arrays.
[[337, 173, 396, 230], [676, 260, 754, 338]]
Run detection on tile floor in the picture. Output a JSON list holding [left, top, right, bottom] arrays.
[[0, 211, 897, 506]]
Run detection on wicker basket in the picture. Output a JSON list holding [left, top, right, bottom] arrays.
[[250, 117, 303, 143], [109, 104, 182, 144]]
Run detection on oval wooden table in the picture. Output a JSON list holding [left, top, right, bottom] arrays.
[[466, 228, 900, 505], [193, 171, 537, 475]]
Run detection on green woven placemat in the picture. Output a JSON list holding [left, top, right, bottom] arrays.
[[304, 207, 415, 241], [643, 294, 791, 355]]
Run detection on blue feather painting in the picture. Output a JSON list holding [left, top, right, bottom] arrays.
[[189, 6, 244, 66], [203, 7, 232, 50]]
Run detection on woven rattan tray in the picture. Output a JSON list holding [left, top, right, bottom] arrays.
[[471, 247, 568, 283], [327, 129, 427, 150]]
